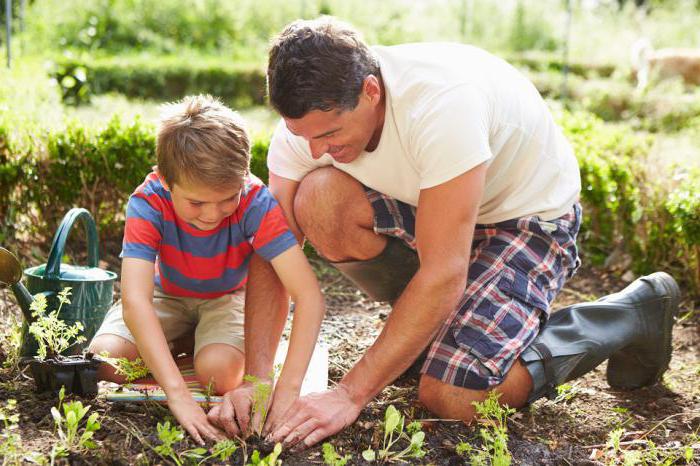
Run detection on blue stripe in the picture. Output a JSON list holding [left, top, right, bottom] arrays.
[[121, 243, 157, 262], [160, 219, 250, 258], [256, 231, 297, 262], [159, 258, 250, 293], [126, 195, 162, 225], [242, 186, 277, 238]]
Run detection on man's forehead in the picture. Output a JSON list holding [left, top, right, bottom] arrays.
[[284, 109, 344, 136]]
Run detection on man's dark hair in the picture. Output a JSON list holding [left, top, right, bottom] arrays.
[[267, 17, 380, 119]]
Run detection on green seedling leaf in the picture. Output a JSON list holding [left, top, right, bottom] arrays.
[[384, 405, 401, 434], [362, 448, 376, 462]]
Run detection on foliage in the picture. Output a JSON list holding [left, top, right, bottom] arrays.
[[50, 55, 267, 108], [152, 421, 207, 466], [198, 439, 239, 465], [0, 399, 23, 466], [28, 288, 86, 360], [98, 352, 150, 382], [362, 405, 427, 462], [322, 442, 351, 466], [246, 443, 282, 466], [456, 392, 515, 466], [242, 374, 273, 436], [50, 386, 101, 457], [0, 316, 23, 372]]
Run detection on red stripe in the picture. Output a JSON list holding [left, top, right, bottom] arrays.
[[124, 217, 161, 247], [252, 205, 291, 250], [159, 243, 254, 280], [159, 273, 244, 299]]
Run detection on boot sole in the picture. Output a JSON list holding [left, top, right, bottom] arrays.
[[607, 272, 681, 389]]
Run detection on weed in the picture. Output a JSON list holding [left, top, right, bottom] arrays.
[[242, 374, 273, 435], [28, 288, 86, 360], [322, 442, 351, 466], [553, 382, 583, 404], [152, 420, 207, 466], [362, 405, 426, 462], [456, 392, 514, 466], [198, 439, 238, 464], [608, 406, 634, 430], [246, 443, 282, 466], [50, 386, 101, 457]]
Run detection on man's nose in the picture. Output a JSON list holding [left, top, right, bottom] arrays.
[[309, 139, 328, 159]]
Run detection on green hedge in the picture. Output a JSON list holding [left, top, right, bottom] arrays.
[[53, 56, 267, 107], [1, 109, 698, 295]]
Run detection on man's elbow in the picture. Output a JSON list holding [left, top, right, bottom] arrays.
[[419, 260, 469, 306]]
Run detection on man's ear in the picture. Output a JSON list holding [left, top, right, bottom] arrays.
[[363, 75, 382, 104]]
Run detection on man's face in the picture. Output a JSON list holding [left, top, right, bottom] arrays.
[[283, 77, 384, 164], [169, 179, 242, 231]]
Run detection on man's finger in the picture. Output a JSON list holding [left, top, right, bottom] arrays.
[[300, 427, 332, 450], [207, 405, 221, 427], [270, 409, 312, 443], [282, 418, 318, 449]]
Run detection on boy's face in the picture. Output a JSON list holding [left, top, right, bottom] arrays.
[[169, 179, 242, 231]]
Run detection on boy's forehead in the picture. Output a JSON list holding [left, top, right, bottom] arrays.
[[173, 179, 242, 199]]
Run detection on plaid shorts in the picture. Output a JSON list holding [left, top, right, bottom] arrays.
[[366, 189, 582, 390]]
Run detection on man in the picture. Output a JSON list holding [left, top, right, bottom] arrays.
[[211, 17, 681, 448]]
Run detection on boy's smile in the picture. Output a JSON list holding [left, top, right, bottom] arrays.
[[169, 179, 242, 231]]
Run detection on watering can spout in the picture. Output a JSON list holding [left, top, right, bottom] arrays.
[[0, 246, 36, 322]]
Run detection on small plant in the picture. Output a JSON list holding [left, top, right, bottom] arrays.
[[362, 405, 427, 462], [553, 382, 582, 404], [0, 399, 23, 465], [28, 288, 86, 360], [243, 374, 273, 435], [197, 439, 239, 465], [50, 386, 101, 456], [153, 420, 207, 466], [0, 315, 22, 371], [456, 392, 515, 466], [322, 442, 351, 466], [98, 351, 150, 381], [246, 443, 282, 466]]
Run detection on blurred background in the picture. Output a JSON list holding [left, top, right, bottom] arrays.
[[1, 0, 699, 296]]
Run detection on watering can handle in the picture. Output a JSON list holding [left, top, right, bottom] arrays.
[[44, 208, 99, 280]]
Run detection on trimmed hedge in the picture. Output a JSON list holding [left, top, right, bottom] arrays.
[[53, 56, 267, 107], [1, 110, 698, 295]]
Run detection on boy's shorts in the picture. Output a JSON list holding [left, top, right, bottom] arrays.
[[365, 188, 582, 390], [93, 287, 245, 357]]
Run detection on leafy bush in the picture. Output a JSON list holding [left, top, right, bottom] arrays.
[[51, 55, 267, 108]]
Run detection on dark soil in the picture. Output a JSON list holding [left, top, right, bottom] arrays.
[[0, 249, 698, 465]]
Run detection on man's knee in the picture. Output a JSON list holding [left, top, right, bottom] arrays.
[[294, 167, 381, 261]]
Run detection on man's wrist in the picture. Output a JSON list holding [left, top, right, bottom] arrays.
[[337, 379, 371, 408]]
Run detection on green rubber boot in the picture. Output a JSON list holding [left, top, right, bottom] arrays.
[[522, 272, 681, 402]]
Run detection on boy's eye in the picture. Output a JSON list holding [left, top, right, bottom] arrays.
[[190, 201, 203, 207]]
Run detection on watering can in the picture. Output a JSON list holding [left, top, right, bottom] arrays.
[[0, 208, 116, 360]]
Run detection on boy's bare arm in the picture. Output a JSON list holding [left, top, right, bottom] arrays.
[[121, 258, 224, 444]]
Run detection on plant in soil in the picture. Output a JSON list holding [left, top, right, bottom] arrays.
[[456, 391, 515, 466], [152, 420, 208, 466], [247, 442, 282, 466], [362, 404, 427, 462], [0, 398, 23, 465], [322, 441, 351, 466], [243, 373, 273, 436], [50, 386, 101, 459]]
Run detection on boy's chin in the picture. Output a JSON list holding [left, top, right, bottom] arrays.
[[192, 220, 221, 230]]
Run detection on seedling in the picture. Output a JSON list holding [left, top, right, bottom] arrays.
[[197, 439, 239, 465], [0, 315, 22, 371], [456, 391, 514, 466], [322, 442, 351, 466], [243, 374, 273, 435], [50, 386, 101, 458], [246, 443, 282, 466], [0, 399, 23, 465], [153, 421, 207, 466], [362, 405, 427, 462], [28, 288, 86, 361]]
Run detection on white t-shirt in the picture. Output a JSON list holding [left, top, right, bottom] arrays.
[[267, 43, 581, 224]]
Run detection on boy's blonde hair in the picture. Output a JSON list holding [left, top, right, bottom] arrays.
[[157, 95, 250, 189]]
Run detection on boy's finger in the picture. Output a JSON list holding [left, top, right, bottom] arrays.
[[207, 405, 221, 426], [187, 424, 205, 446]]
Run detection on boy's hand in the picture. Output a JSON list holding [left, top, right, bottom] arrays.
[[262, 385, 299, 437], [167, 389, 225, 445], [208, 380, 270, 438]]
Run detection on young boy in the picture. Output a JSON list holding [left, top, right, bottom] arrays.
[[89, 95, 325, 444]]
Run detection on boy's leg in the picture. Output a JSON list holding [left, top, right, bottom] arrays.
[[89, 289, 197, 383], [193, 290, 246, 395]]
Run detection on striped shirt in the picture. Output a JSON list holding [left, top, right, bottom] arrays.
[[121, 171, 297, 298]]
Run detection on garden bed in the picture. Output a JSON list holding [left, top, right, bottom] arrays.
[[0, 260, 697, 465]]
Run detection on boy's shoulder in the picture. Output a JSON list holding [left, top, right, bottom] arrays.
[[133, 170, 168, 198]]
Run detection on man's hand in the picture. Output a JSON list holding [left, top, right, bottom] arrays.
[[167, 390, 225, 445], [267, 386, 362, 450], [262, 386, 300, 437]]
